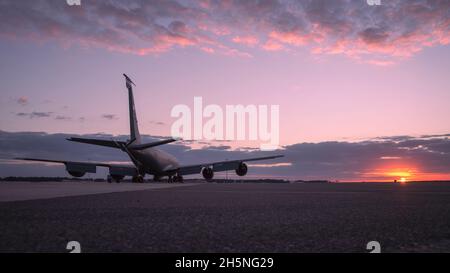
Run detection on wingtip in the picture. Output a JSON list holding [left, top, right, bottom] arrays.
[[14, 157, 30, 161]]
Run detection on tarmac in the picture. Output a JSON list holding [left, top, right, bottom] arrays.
[[0, 181, 199, 202], [1, 181, 450, 253]]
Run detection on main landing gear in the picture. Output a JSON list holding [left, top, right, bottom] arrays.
[[108, 175, 124, 183], [132, 175, 144, 183], [153, 175, 162, 182], [169, 174, 184, 183]]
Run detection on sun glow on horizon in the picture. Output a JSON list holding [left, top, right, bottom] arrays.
[[385, 169, 414, 183], [386, 171, 412, 178], [362, 163, 418, 182]]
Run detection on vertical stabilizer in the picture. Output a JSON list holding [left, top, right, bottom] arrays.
[[123, 74, 141, 144]]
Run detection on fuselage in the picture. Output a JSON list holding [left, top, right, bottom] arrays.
[[130, 147, 180, 175]]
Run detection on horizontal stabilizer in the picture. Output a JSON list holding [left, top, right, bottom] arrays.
[[67, 137, 126, 149], [128, 138, 178, 150]]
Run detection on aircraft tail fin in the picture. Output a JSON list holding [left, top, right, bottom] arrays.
[[123, 74, 141, 144]]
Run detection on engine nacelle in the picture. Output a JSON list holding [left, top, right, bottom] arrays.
[[202, 167, 214, 181], [65, 162, 95, 178], [235, 162, 248, 176], [68, 171, 86, 178]]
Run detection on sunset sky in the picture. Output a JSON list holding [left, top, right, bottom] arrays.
[[0, 0, 449, 181]]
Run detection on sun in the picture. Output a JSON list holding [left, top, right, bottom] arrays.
[[384, 169, 414, 183]]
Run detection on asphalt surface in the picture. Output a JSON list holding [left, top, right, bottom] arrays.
[[1, 181, 450, 253], [0, 181, 200, 202]]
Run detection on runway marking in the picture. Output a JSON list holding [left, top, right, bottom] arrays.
[[0, 182, 201, 202]]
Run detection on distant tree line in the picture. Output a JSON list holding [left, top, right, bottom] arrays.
[[0, 176, 106, 182], [0, 177, 332, 183]]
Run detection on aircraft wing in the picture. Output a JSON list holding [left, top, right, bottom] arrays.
[[15, 158, 137, 176], [177, 155, 284, 175]]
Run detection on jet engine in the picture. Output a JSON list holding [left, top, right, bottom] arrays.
[[202, 167, 214, 181], [235, 162, 248, 176], [65, 162, 95, 178], [67, 171, 85, 178]]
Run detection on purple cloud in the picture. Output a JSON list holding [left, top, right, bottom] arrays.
[[101, 114, 118, 120], [0, 0, 448, 63], [0, 131, 448, 181], [54, 115, 72, 121], [16, 112, 52, 118]]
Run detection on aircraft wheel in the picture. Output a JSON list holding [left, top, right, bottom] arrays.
[[153, 175, 162, 182], [111, 175, 123, 183], [174, 174, 183, 183], [133, 175, 144, 183]]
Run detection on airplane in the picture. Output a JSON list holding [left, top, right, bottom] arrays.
[[17, 74, 283, 183]]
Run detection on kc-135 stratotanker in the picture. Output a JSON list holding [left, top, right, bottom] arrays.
[[18, 74, 283, 183]]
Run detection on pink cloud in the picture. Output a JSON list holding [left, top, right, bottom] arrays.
[[201, 47, 215, 54], [365, 59, 396, 67], [17, 97, 28, 106], [0, 0, 448, 64], [232, 35, 259, 46], [268, 31, 311, 46], [262, 40, 284, 51]]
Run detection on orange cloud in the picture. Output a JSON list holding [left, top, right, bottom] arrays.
[[268, 31, 310, 46]]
